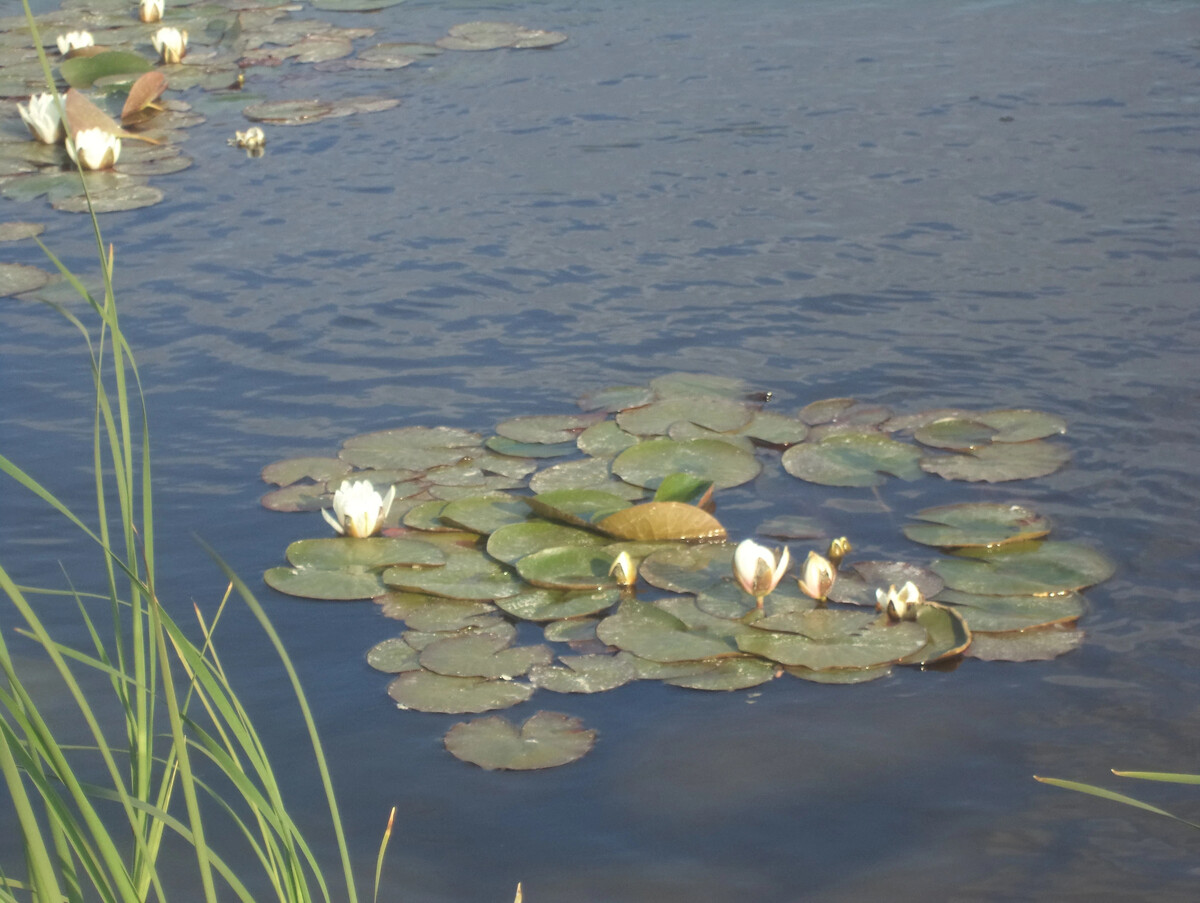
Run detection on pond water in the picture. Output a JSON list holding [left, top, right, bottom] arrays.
[[3, 0, 1200, 899]]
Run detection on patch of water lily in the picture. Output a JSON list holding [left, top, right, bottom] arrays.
[[2, 1, 568, 212], [261, 372, 1111, 770]]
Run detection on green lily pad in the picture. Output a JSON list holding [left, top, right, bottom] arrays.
[[260, 484, 329, 513], [53, 184, 164, 213], [495, 412, 606, 444], [311, 0, 407, 10], [0, 222, 44, 242], [285, 536, 444, 570], [439, 493, 531, 534], [616, 394, 753, 436], [932, 541, 1114, 596], [544, 617, 602, 644], [903, 502, 1051, 549], [419, 632, 553, 679], [577, 384, 655, 412], [526, 457, 644, 498], [261, 456, 353, 487], [652, 472, 713, 505], [388, 670, 532, 713], [738, 411, 810, 447], [920, 441, 1071, 483], [736, 616, 927, 671], [913, 418, 997, 451], [898, 603, 972, 666], [486, 520, 607, 565], [60, 50, 152, 88], [979, 409, 1068, 443], [400, 620, 515, 652], [786, 664, 893, 684], [494, 588, 619, 622], [444, 711, 594, 772], [612, 438, 761, 490], [666, 421, 757, 452], [782, 432, 923, 487], [484, 435, 578, 458], [664, 656, 777, 691], [366, 637, 421, 673], [264, 566, 385, 601], [751, 608, 877, 639], [577, 419, 640, 458], [933, 589, 1085, 633], [402, 499, 456, 531], [382, 546, 524, 600], [639, 543, 733, 594], [615, 652, 717, 681], [650, 373, 752, 399], [340, 426, 481, 470], [376, 591, 498, 631], [0, 262, 51, 297], [798, 398, 890, 427], [595, 599, 739, 663], [596, 501, 726, 542], [516, 546, 619, 590], [528, 655, 636, 693], [525, 489, 631, 527], [436, 21, 568, 52], [965, 625, 1083, 662]]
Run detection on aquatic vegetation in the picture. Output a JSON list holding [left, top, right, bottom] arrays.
[[261, 375, 1111, 770], [16, 92, 64, 144], [66, 125, 119, 169], [1036, 771, 1200, 831], [1, 0, 567, 211], [322, 479, 397, 539]]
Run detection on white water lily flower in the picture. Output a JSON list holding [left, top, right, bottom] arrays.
[[17, 93, 65, 145], [231, 127, 265, 150], [608, 550, 637, 588], [875, 581, 922, 621], [152, 26, 187, 63], [797, 550, 835, 602], [139, 0, 164, 23], [321, 480, 395, 538], [733, 538, 790, 609], [66, 128, 120, 170], [56, 31, 94, 55]]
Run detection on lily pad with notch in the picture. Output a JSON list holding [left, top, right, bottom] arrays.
[[616, 394, 753, 436], [920, 440, 1070, 483], [529, 655, 636, 693], [782, 432, 923, 487], [903, 502, 1051, 549], [932, 541, 1114, 596], [388, 670, 533, 714], [612, 437, 761, 490], [419, 631, 553, 680], [444, 711, 594, 772]]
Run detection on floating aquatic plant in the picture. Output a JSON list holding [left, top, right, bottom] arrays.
[[261, 374, 1110, 770]]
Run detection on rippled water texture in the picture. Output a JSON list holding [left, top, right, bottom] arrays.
[[3, 0, 1200, 899]]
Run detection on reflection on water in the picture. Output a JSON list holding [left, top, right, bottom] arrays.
[[3, 0, 1200, 899]]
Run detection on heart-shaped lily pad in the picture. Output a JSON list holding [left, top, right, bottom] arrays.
[[262, 456, 354, 487], [933, 541, 1114, 596], [782, 432, 923, 487], [920, 441, 1071, 482], [596, 599, 739, 663], [264, 566, 386, 601], [388, 670, 533, 713], [444, 711, 594, 771], [529, 655, 636, 693], [612, 438, 761, 490], [903, 503, 1051, 548]]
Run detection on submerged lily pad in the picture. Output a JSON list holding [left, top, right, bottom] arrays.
[[444, 711, 594, 771], [782, 433, 923, 487], [903, 502, 1051, 548], [388, 670, 532, 713], [933, 541, 1114, 596]]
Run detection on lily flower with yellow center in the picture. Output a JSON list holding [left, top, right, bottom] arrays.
[[56, 31, 94, 56], [797, 550, 835, 602], [17, 93, 65, 145], [67, 128, 120, 170], [139, 0, 164, 23], [152, 26, 187, 63], [321, 480, 395, 538], [733, 538, 790, 610], [876, 581, 922, 621]]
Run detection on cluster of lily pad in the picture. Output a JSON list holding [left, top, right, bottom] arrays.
[[261, 373, 1113, 770], [1, 0, 566, 212]]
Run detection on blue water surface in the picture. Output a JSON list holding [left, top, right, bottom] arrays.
[[3, 0, 1200, 899]]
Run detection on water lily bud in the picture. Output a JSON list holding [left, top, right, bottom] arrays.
[[733, 538, 790, 609], [608, 550, 637, 588], [875, 581, 923, 621], [66, 128, 120, 171], [17, 93, 65, 145], [827, 536, 852, 570], [232, 127, 265, 150], [152, 26, 187, 63], [321, 480, 395, 538], [56, 31, 94, 56], [797, 550, 835, 602], [139, 0, 164, 23]]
